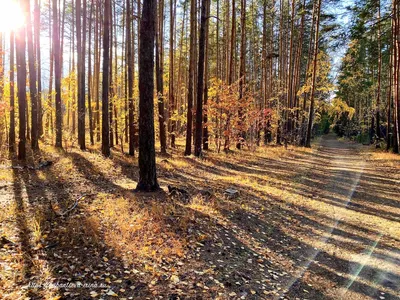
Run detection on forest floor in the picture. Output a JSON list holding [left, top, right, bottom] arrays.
[[0, 133, 399, 300]]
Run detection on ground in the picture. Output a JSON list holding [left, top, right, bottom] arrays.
[[0, 134, 399, 300]]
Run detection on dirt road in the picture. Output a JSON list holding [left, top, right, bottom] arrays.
[[279, 134, 400, 299]]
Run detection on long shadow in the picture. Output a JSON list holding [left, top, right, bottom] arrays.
[[180, 205, 332, 300], [219, 205, 400, 299], [62, 152, 329, 299], [10, 153, 152, 299], [226, 186, 400, 264], [164, 162, 400, 298], [11, 163, 40, 299]]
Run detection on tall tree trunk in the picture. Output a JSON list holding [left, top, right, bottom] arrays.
[[9, 32, 15, 153], [194, 0, 208, 157], [47, 2, 54, 137], [376, 0, 382, 139], [88, 0, 95, 145], [301, 0, 316, 145], [16, 2, 27, 159], [34, 0, 43, 138], [286, 0, 296, 137], [224, 0, 236, 151], [53, 0, 62, 148], [229, 0, 236, 85], [394, 0, 400, 152], [113, 3, 118, 146], [169, 0, 176, 148], [127, 0, 135, 156], [156, 0, 167, 154], [305, 0, 322, 148], [236, 0, 246, 149], [77, 0, 86, 150], [95, 0, 101, 142], [26, 0, 39, 150], [71, 0, 76, 135], [184, 0, 196, 156], [262, 0, 268, 145], [109, 2, 114, 148], [202, 0, 211, 150], [387, 33, 393, 151], [136, 0, 159, 191], [102, 0, 111, 157]]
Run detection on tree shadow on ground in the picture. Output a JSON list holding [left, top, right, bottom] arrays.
[[9, 153, 152, 299]]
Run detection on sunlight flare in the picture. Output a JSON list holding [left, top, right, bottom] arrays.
[[0, 0, 25, 33]]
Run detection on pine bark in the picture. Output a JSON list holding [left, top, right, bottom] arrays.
[[53, 0, 62, 148], [194, 0, 208, 157], [34, 0, 43, 138], [136, 0, 160, 191], [156, 0, 167, 154], [102, 0, 111, 157], [185, 0, 196, 156], [236, 0, 246, 149], [202, 0, 211, 150], [9, 32, 15, 153], [26, 0, 39, 150], [169, 0, 176, 148], [305, 0, 322, 148], [127, 0, 135, 156]]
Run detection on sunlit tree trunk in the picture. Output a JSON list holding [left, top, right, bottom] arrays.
[[9, 32, 15, 153], [53, 0, 62, 148], [127, 0, 135, 156], [305, 0, 322, 148], [34, 0, 43, 138], [25, 0, 39, 150], [16, 16, 27, 159], [155, 0, 167, 154]]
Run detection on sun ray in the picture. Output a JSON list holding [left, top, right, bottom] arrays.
[[0, 0, 25, 33]]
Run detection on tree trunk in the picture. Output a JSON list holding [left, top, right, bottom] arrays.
[[9, 32, 15, 153], [16, 2, 27, 159], [77, 0, 86, 150], [376, 0, 382, 139], [136, 0, 160, 191], [95, 0, 101, 142], [169, 0, 176, 149], [236, 0, 246, 149], [305, 0, 322, 148], [184, 0, 196, 156], [25, 0, 39, 150], [102, 0, 111, 156], [194, 0, 208, 157], [53, 0, 62, 148], [126, 0, 135, 156], [202, 0, 211, 150], [156, 0, 167, 154], [109, 2, 114, 148], [34, 0, 43, 138], [88, 0, 94, 145]]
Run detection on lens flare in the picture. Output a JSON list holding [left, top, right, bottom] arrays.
[[0, 0, 25, 33]]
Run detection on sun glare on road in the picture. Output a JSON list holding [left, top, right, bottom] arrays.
[[0, 0, 25, 33]]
